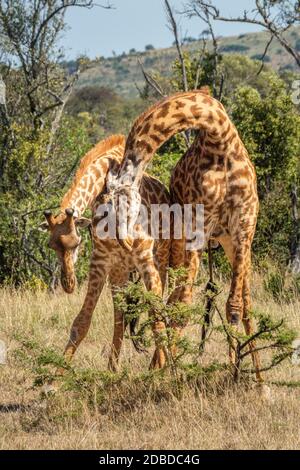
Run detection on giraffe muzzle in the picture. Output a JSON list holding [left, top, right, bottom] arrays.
[[61, 272, 76, 294]]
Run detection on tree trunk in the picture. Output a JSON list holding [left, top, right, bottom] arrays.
[[290, 185, 300, 275]]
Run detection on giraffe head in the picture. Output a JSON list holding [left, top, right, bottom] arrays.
[[41, 208, 91, 293], [106, 165, 142, 252]]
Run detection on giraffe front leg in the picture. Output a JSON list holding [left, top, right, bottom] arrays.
[[226, 241, 248, 380], [147, 270, 166, 370], [63, 258, 108, 366], [168, 240, 200, 361], [108, 307, 126, 372], [242, 253, 263, 384]]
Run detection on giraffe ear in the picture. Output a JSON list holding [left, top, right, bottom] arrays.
[[75, 217, 91, 229]]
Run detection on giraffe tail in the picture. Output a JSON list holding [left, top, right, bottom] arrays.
[[129, 317, 148, 354]]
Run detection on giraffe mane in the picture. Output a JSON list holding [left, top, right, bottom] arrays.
[[61, 134, 125, 211]]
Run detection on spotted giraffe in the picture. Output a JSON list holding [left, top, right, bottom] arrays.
[[106, 90, 262, 382], [41, 135, 170, 371]]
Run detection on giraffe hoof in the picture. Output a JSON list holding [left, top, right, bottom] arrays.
[[150, 361, 161, 370]]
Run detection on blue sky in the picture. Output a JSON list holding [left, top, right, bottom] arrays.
[[63, 0, 261, 59]]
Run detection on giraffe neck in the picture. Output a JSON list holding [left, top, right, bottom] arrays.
[[60, 159, 109, 216], [117, 90, 242, 188], [60, 138, 125, 216]]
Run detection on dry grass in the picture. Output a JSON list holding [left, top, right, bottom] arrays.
[[1, 274, 300, 450]]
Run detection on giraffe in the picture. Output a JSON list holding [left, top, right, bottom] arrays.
[[105, 90, 263, 382], [41, 135, 125, 294], [41, 135, 170, 371]]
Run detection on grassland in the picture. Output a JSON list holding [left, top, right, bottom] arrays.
[[1, 273, 300, 450], [73, 26, 300, 98]]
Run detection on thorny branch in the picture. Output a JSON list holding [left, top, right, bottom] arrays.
[[164, 0, 191, 146]]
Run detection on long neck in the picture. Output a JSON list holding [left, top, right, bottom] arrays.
[[61, 155, 121, 216], [117, 91, 242, 187]]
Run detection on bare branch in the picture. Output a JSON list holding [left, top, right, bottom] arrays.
[[184, 1, 224, 99], [165, 0, 188, 92], [45, 70, 80, 158], [164, 1, 190, 146], [137, 58, 166, 98], [255, 34, 274, 76], [185, 0, 300, 68], [31, 1, 114, 51]]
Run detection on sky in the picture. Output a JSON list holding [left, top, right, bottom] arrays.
[[63, 0, 262, 59]]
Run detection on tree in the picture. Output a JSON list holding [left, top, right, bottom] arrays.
[[184, 1, 300, 67], [0, 0, 113, 285], [0, 0, 113, 187], [230, 79, 300, 266]]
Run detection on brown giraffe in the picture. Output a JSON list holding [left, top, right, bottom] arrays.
[[41, 135, 170, 371], [106, 90, 263, 382]]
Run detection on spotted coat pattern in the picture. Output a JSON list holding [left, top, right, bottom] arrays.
[[109, 90, 262, 380], [44, 135, 170, 371]]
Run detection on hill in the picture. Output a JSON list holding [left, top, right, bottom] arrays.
[[64, 26, 300, 98]]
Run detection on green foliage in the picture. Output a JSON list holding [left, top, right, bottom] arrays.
[[113, 276, 205, 367], [0, 116, 92, 285], [263, 267, 300, 302], [111, 275, 295, 382], [171, 50, 223, 93], [67, 85, 146, 138], [230, 78, 300, 263], [230, 79, 300, 189]]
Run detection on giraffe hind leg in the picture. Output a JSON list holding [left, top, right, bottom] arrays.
[[221, 232, 263, 383], [134, 245, 166, 369]]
